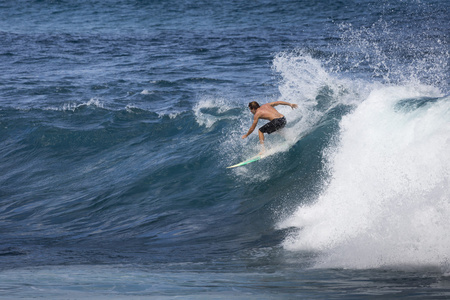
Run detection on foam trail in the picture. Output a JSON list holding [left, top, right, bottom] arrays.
[[279, 85, 450, 270]]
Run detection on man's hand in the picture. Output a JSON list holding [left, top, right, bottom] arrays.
[[242, 134, 248, 139], [291, 103, 298, 109]]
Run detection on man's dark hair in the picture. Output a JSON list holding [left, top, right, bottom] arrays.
[[248, 101, 260, 110]]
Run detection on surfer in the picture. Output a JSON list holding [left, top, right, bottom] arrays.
[[242, 101, 298, 153]]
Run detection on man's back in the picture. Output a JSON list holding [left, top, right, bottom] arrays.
[[256, 103, 284, 121]]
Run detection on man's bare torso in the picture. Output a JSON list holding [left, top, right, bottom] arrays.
[[256, 104, 284, 121]]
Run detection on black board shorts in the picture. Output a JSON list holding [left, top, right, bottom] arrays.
[[259, 117, 286, 134]]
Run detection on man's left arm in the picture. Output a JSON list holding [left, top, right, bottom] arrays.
[[269, 101, 298, 109]]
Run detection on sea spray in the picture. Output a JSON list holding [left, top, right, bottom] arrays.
[[333, 16, 448, 89]]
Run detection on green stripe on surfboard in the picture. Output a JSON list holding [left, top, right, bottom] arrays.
[[227, 155, 263, 168]]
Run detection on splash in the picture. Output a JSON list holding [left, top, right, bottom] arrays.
[[272, 51, 364, 145], [332, 17, 448, 90]]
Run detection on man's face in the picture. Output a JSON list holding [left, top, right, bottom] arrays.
[[250, 108, 257, 115]]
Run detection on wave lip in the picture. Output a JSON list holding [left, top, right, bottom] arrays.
[[279, 86, 450, 270]]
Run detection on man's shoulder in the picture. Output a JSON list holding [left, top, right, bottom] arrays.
[[255, 108, 272, 120], [259, 103, 273, 110]]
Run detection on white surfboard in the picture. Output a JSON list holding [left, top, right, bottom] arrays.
[[226, 154, 264, 168]]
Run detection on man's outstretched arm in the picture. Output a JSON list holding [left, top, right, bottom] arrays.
[[268, 101, 298, 109]]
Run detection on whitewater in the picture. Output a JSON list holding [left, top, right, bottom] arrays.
[[279, 84, 450, 270]]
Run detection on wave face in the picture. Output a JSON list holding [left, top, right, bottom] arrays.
[[0, 0, 449, 298]]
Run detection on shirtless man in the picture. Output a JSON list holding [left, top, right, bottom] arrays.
[[242, 101, 298, 153]]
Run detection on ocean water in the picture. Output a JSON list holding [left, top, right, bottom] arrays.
[[1, 0, 449, 298]]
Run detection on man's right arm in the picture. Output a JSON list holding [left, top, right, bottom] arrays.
[[242, 115, 259, 139]]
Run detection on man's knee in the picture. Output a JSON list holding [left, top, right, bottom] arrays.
[[258, 130, 264, 139]]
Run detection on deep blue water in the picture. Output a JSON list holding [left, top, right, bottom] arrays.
[[1, 0, 449, 298]]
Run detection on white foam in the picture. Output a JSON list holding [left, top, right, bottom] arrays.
[[46, 98, 105, 112], [140, 89, 153, 95], [279, 85, 450, 270], [193, 96, 238, 128], [157, 111, 181, 119], [85, 98, 104, 108]]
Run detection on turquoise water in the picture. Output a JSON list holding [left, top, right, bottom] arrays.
[[1, 0, 449, 298]]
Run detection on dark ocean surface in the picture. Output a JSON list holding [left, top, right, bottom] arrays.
[[1, 0, 449, 298]]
